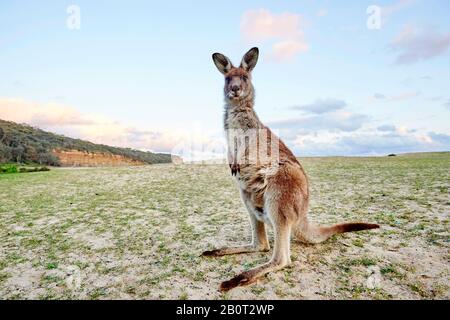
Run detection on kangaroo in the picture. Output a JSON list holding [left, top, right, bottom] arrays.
[[203, 47, 379, 292]]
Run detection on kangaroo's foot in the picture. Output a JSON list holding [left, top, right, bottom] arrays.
[[219, 260, 289, 292], [201, 244, 269, 257], [219, 213, 292, 291]]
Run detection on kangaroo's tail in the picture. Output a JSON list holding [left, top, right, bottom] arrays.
[[294, 220, 379, 244]]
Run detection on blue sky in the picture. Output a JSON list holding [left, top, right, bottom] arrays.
[[1, 0, 449, 158]]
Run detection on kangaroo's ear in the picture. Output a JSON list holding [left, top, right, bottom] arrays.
[[212, 53, 233, 75], [240, 47, 259, 72]]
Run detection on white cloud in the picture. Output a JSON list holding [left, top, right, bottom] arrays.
[[444, 100, 450, 109], [373, 93, 387, 100], [274, 99, 368, 139], [269, 111, 369, 133], [241, 8, 304, 41], [0, 97, 182, 153], [390, 91, 421, 101], [377, 124, 416, 135], [0, 98, 93, 126], [270, 40, 308, 61], [286, 130, 449, 156], [377, 124, 396, 132], [240, 8, 309, 62], [269, 98, 450, 156], [390, 25, 450, 65], [291, 98, 347, 114], [371, 91, 420, 101], [428, 132, 450, 145]]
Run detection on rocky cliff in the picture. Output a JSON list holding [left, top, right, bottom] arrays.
[[52, 149, 145, 167]]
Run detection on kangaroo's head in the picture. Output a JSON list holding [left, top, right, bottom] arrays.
[[212, 47, 259, 103]]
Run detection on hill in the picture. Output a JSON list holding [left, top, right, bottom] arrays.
[[0, 119, 172, 166]]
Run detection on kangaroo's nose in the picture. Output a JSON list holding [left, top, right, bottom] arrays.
[[231, 85, 240, 92]]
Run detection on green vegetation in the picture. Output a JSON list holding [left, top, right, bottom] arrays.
[[0, 164, 18, 174], [0, 164, 50, 174], [0, 119, 172, 166], [0, 152, 448, 299]]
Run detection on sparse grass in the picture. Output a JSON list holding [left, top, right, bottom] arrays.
[[45, 262, 58, 270], [0, 152, 449, 299], [352, 239, 365, 248], [89, 288, 108, 300], [380, 264, 404, 279], [179, 292, 189, 300]]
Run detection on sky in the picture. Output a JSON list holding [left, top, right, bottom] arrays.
[[0, 0, 449, 159]]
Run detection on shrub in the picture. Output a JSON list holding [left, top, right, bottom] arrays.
[[0, 164, 18, 174], [18, 166, 50, 173]]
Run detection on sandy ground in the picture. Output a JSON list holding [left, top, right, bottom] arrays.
[[0, 153, 448, 299]]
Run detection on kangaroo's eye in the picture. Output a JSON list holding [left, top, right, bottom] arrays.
[[242, 75, 248, 81]]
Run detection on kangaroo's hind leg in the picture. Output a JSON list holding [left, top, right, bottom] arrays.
[[219, 201, 293, 291], [202, 190, 270, 257]]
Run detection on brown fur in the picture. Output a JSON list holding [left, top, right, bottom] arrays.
[[204, 47, 380, 292]]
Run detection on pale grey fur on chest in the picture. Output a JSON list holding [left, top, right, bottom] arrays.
[[224, 107, 261, 130], [224, 105, 262, 164]]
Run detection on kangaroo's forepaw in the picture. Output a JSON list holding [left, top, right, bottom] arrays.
[[219, 272, 257, 292], [230, 163, 240, 176]]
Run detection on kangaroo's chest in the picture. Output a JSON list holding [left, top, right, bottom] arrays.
[[232, 163, 281, 204], [224, 106, 280, 196]]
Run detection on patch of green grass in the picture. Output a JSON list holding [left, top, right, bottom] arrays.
[[380, 264, 404, 279], [243, 261, 258, 271], [193, 271, 205, 281], [41, 274, 62, 284], [89, 288, 108, 300], [179, 292, 189, 300], [251, 285, 266, 295], [352, 239, 364, 247], [0, 261, 6, 270], [0, 164, 18, 174], [274, 287, 288, 298], [408, 282, 431, 298], [350, 285, 392, 299], [172, 265, 187, 274], [336, 256, 378, 276], [46, 262, 58, 270], [0, 164, 50, 174], [6, 253, 27, 264], [38, 291, 58, 300], [125, 286, 137, 295], [425, 231, 448, 245], [0, 272, 9, 284], [141, 272, 172, 286], [357, 257, 377, 267]]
